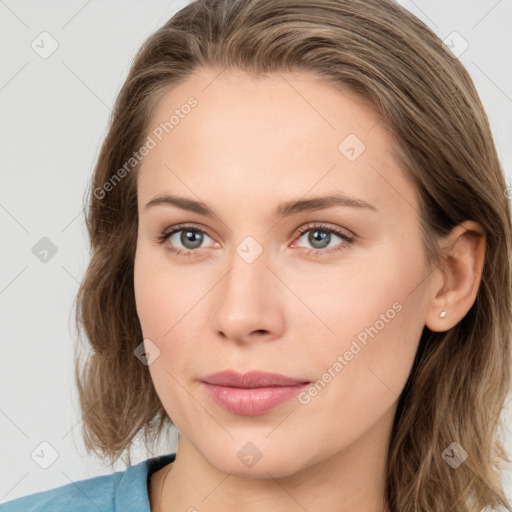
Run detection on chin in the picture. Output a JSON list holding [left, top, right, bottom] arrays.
[[199, 441, 307, 479]]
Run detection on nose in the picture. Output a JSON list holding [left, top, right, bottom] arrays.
[[212, 244, 285, 344]]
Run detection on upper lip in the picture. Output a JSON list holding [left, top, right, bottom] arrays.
[[201, 370, 309, 388]]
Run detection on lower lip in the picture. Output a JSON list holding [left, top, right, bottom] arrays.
[[201, 382, 309, 416]]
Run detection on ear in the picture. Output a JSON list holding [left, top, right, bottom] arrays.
[[425, 220, 486, 332]]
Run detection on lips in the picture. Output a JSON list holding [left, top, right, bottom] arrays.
[[200, 370, 310, 416], [201, 370, 309, 388]]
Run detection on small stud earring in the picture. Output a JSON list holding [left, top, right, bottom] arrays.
[[440, 310, 446, 318]]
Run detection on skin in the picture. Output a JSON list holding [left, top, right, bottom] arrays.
[[133, 68, 485, 512]]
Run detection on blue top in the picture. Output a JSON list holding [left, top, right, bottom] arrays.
[[0, 453, 176, 512]]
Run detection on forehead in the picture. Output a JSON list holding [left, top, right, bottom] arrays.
[[137, 68, 417, 219]]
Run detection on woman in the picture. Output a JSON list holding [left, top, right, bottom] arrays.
[[1, 0, 510, 511]]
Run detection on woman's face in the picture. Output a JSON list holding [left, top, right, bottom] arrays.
[[134, 68, 433, 477]]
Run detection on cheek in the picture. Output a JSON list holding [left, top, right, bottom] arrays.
[[293, 235, 427, 390], [286, 247, 424, 349], [133, 242, 210, 372], [134, 243, 191, 339], [290, 280, 424, 455], [134, 273, 170, 340], [134, 245, 201, 426]]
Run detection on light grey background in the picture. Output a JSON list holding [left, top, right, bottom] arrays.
[[1, 0, 511, 504]]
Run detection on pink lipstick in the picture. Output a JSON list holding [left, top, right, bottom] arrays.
[[201, 370, 310, 416]]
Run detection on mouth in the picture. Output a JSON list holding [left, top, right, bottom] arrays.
[[200, 370, 310, 416]]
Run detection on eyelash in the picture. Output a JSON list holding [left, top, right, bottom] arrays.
[[155, 222, 355, 258]]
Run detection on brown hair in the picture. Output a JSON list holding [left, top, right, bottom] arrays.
[[74, 0, 512, 509]]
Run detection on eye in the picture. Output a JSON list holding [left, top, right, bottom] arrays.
[[291, 222, 354, 256], [156, 222, 354, 258], [156, 224, 217, 256]]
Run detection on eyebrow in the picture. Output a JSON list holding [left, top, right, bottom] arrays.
[[144, 192, 377, 218]]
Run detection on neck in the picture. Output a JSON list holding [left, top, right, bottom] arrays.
[[151, 406, 395, 512]]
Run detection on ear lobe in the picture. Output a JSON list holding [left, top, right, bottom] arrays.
[[425, 221, 486, 333]]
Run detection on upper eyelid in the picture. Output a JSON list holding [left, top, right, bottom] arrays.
[[296, 222, 353, 237], [165, 222, 215, 239], [164, 221, 353, 244]]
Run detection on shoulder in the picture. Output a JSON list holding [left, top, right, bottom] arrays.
[[0, 471, 122, 512], [0, 453, 176, 512]]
